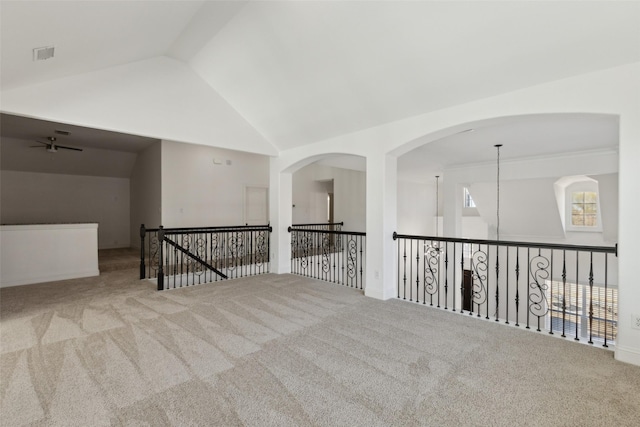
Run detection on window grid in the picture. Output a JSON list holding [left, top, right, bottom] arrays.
[[571, 191, 597, 227]]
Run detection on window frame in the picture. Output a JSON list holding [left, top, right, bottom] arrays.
[[463, 187, 476, 208], [565, 181, 602, 232]]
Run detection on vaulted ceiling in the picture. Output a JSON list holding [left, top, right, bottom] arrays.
[[1, 1, 639, 156]]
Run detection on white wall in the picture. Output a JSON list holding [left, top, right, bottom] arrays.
[[333, 167, 366, 232], [161, 140, 270, 227], [397, 180, 436, 236], [292, 164, 332, 224], [292, 163, 366, 231], [0, 170, 130, 249], [130, 141, 162, 247], [0, 224, 99, 287]]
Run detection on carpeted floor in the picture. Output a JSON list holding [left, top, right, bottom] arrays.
[[1, 269, 639, 426]]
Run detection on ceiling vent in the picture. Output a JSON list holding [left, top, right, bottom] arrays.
[[54, 129, 70, 136], [33, 46, 55, 61]]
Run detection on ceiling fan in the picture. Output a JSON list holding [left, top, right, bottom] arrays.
[[31, 136, 83, 153]]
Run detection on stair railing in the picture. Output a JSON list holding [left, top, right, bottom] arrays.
[[140, 224, 272, 290]]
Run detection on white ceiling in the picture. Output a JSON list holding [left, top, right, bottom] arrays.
[[1, 1, 638, 159], [398, 114, 619, 182], [0, 113, 159, 178], [0, 113, 158, 152]]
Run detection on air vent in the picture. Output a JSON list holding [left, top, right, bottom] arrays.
[[54, 129, 70, 136], [33, 46, 55, 61]]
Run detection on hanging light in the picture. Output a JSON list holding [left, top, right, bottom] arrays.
[[425, 175, 444, 257]]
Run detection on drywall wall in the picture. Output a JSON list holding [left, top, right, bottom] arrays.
[[130, 141, 162, 247], [0, 223, 99, 287], [0, 170, 130, 249], [292, 163, 366, 232], [292, 165, 332, 224], [333, 167, 366, 232], [397, 180, 436, 236], [161, 140, 270, 227]]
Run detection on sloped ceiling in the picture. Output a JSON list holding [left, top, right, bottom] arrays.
[[1, 1, 639, 153]]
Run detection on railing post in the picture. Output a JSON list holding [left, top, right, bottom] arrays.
[[157, 225, 164, 291], [139, 224, 146, 279]]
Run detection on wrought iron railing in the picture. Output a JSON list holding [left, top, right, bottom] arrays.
[[393, 233, 618, 347], [140, 224, 271, 290], [291, 222, 343, 231], [288, 226, 365, 289]]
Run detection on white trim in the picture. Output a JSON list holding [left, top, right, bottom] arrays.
[[615, 345, 640, 366], [0, 270, 100, 288], [0, 223, 98, 231]]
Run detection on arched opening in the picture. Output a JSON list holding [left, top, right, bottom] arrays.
[[394, 113, 619, 244]]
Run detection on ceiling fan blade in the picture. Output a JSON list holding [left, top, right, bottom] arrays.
[[55, 145, 83, 152], [33, 140, 48, 146], [30, 145, 46, 148]]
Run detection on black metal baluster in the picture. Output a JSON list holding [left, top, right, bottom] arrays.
[[515, 247, 520, 327], [403, 238, 407, 300], [505, 247, 509, 324], [486, 245, 490, 320], [359, 235, 364, 290], [526, 247, 530, 329], [588, 252, 594, 344], [469, 243, 474, 316], [157, 226, 164, 290], [332, 233, 336, 284], [459, 243, 464, 313], [415, 240, 420, 303], [452, 242, 457, 311], [437, 240, 441, 309], [548, 250, 553, 334], [422, 240, 427, 305], [562, 251, 567, 337], [603, 253, 609, 348], [495, 244, 499, 321], [397, 236, 400, 298], [444, 242, 449, 310], [290, 229, 295, 274], [315, 232, 319, 280], [575, 251, 580, 341], [140, 224, 146, 279]]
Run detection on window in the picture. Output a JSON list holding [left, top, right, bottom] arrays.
[[463, 187, 476, 208], [571, 191, 597, 227]]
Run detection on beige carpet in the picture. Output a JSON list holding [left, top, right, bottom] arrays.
[[1, 269, 639, 426]]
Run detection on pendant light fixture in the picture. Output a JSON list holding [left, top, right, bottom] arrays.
[[425, 175, 444, 257]]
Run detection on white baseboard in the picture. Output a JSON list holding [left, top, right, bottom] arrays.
[[615, 346, 640, 367], [0, 270, 100, 288]]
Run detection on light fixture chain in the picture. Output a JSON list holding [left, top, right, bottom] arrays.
[[495, 144, 502, 241]]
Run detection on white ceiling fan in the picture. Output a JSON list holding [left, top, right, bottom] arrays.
[[31, 136, 83, 153]]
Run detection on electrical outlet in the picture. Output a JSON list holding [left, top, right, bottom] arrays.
[[633, 314, 640, 330]]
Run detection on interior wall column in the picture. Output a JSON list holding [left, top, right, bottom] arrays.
[[269, 158, 292, 274], [616, 113, 640, 366], [365, 152, 397, 300], [443, 176, 462, 238]]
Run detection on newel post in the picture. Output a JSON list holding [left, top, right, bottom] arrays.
[[139, 224, 146, 279], [157, 225, 164, 291]]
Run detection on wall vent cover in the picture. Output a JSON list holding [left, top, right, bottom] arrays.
[[54, 129, 70, 136], [33, 46, 55, 61]]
